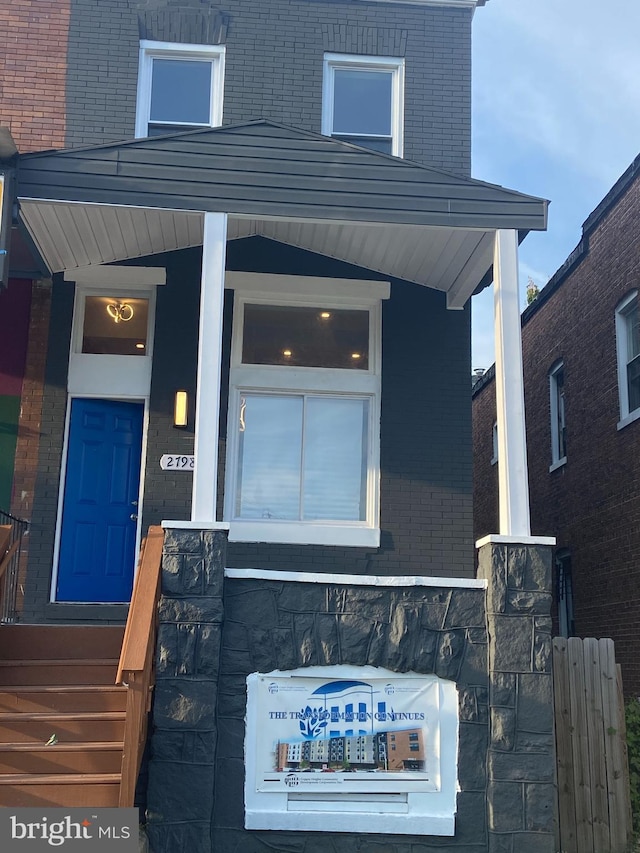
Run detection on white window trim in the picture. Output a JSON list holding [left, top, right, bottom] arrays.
[[322, 53, 404, 157], [549, 360, 566, 471], [244, 666, 459, 835], [616, 290, 640, 429], [224, 273, 389, 548], [65, 266, 164, 398], [135, 40, 225, 139]]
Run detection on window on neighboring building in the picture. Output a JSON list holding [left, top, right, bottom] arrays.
[[322, 54, 404, 156], [491, 421, 498, 466], [556, 549, 575, 638], [549, 360, 566, 470], [135, 40, 225, 138], [616, 291, 640, 427], [224, 273, 388, 547]]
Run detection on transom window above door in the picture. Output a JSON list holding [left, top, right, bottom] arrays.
[[82, 295, 150, 356], [322, 54, 404, 156], [224, 273, 389, 548], [135, 40, 225, 138]]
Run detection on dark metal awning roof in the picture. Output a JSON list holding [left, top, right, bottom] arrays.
[[16, 120, 548, 307]]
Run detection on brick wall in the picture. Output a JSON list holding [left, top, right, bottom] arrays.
[[10, 281, 52, 521], [21, 281, 74, 621], [141, 239, 474, 580], [64, 0, 473, 174], [472, 170, 640, 694], [472, 367, 498, 543], [1, 0, 70, 151], [23, 239, 473, 620]]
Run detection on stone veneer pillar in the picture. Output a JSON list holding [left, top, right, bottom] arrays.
[[477, 540, 556, 853], [146, 526, 227, 853]]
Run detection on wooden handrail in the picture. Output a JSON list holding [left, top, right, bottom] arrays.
[[0, 526, 10, 556], [117, 525, 164, 807], [0, 526, 15, 616]]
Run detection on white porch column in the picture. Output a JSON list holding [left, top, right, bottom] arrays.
[[493, 229, 531, 537], [192, 212, 228, 522]]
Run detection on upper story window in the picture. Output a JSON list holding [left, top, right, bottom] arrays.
[[224, 273, 389, 548], [549, 360, 566, 470], [616, 291, 640, 428], [135, 40, 225, 138], [322, 54, 404, 156]]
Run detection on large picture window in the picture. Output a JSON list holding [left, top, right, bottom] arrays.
[[135, 40, 225, 138], [322, 54, 404, 156], [224, 274, 388, 547], [615, 291, 640, 427]]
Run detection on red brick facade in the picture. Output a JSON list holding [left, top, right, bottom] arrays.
[[1, 0, 70, 151], [473, 159, 640, 694]]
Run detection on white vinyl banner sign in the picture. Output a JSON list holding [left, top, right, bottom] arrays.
[[251, 673, 442, 794]]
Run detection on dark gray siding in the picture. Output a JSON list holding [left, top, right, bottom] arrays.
[[66, 0, 473, 174]]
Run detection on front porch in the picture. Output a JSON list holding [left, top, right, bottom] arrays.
[[11, 120, 548, 619]]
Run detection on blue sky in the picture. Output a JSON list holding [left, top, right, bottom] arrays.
[[470, 0, 640, 370]]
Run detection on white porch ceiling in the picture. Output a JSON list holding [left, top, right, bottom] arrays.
[[19, 199, 496, 308]]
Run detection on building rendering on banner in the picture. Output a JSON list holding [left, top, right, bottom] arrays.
[[0, 1, 561, 851]]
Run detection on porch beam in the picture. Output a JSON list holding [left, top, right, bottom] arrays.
[[493, 229, 531, 537], [192, 212, 228, 522]]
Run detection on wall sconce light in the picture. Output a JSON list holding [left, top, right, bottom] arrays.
[[174, 390, 188, 428]]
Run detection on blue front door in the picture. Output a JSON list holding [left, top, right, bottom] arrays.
[[56, 398, 144, 602]]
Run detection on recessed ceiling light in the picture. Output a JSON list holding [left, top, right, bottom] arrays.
[[135, 343, 145, 349], [351, 352, 361, 359], [283, 349, 292, 357], [320, 311, 331, 319]]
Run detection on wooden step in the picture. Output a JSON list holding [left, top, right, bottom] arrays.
[[0, 686, 127, 714], [0, 742, 123, 774], [0, 625, 125, 661], [0, 773, 121, 807], [0, 712, 125, 744], [0, 659, 119, 686]]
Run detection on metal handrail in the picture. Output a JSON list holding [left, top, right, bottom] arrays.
[[0, 509, 29, 623]]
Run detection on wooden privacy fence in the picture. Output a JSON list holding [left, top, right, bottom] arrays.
[[553, 637, 632, 853]]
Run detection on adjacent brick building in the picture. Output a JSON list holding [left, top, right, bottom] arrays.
[[473, 154, 640, 694]]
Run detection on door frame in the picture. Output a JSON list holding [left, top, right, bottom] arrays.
[[50, 265, 163, 603], [50, 393, 150, 603]]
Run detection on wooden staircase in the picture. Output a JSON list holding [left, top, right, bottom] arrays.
[[0, 624, 126, 806]]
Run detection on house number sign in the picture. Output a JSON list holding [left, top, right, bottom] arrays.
[[160, 454, 194, 470]]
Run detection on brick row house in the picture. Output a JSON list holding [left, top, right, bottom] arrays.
[[1, 2, 561, 851], [473, 155, 640, 697]]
